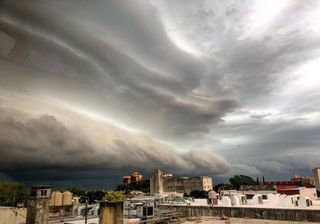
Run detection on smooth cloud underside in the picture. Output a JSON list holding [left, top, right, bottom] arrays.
[[0, 0, 320, 186]]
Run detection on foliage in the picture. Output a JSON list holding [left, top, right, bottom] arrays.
[[103, 191, 126, 201], [0, 181, 28, 207], [85, 190, 105, 203], [214, 183, 234, 192], [64, 187, 86, 197], [229, 175, 257, 190], [65, 187, 105, 204], [116, 179, 149, 193], [189, 190, 208, 199]]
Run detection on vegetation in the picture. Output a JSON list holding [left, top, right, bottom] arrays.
[[65, 187, 86, 197], [188, 190, 208, 199], [65, 187, 105, 204], [229, 175, 257, 190], [214, 183, 234, 192], [103, 191, 126, 201], [0, 181, 28, 207], [116, 179, 150, 193]]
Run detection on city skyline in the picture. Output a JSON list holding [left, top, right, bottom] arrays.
[[0, 0, 320, 188]]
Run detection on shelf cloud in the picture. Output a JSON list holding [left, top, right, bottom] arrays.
[[0, 0, 320, 187]]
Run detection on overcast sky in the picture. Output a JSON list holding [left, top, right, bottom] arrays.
[[0, 0, 320, 188]]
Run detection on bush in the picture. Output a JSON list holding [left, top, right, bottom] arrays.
[[103, 192, 126, 201], [0, 181, 28, 207]]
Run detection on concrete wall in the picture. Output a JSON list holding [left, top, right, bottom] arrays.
[[299, 188, 317, 200], [99, 201, 123, 224], [0, 206, 27, 224], [158, 205, 320, 222]]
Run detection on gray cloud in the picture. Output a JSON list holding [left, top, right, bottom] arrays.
[[0, 0, 237, 141], [0, 107, 231, 180], [0, 0, 320, 185]]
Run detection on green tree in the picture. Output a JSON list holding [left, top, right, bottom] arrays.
[[103, 192, 126, 201], [85, 190, 105, 203], [214, 183, 234, 192], [0, 181, 28, 207], [189, 190, 208, 199], [229, 175, 257, 190], [116, 179, 150, 193], [64, 187, 86, 197]]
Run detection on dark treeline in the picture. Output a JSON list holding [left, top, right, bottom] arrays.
[[0, 181, 28, 207]]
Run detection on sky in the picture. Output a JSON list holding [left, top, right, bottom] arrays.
[[0, 0, 320, 189]]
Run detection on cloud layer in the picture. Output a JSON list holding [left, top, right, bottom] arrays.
[[0, 0, 320, 187]]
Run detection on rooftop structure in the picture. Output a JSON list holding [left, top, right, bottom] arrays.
[[150, 168, 213, 195], [26, 185, 52, 224]]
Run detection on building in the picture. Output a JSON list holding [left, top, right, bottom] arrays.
[[49, 191, 73, 217], [313, 167, 320, 190], [26, 185, 51, 224], [241, 175, 318, 200], [291, 175, 315, 185], [150, 168, 213, 195], [123, 171, 144, 185]]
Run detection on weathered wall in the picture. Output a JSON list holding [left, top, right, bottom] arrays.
[[158, 205, 320, 222], [0, 206, 27, 224], [26, 198, 50, 224], [99, 201, 123, 224]]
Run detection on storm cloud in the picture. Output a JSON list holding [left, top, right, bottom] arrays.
[[0, 0, 320, 187]]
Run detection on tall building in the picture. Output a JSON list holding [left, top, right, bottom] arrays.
[[313, 167, 320, 190], [123, 171, 143, 184], [150, 168, 213, 195], [26, 185, 51, 224], [150, 168, 164, 194]]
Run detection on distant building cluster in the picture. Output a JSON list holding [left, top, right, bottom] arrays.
[[122, 171, 143, 185], [261, 175, 316, 196], [3, 167, 320, 224], [150, 168, 213, 195]]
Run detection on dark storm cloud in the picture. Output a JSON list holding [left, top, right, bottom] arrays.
[[0, 107, 231, 177], [0, 0, 320, 185]]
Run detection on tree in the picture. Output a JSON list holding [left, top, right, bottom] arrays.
[[85, 190, 105, 203], [214, 183, 234, 192], [103, 192, 126, 201], [229, 175, 257, 190], [65, 187, 86, 197], [116, 179, 150, 193], [0, 181, 28, 207], [189, 190, 208, 199]]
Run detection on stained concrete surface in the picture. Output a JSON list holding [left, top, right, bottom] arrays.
[[182, 217, 319, 224]]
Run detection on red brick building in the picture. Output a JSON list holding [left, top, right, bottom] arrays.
[[122, 172, 143, 185]]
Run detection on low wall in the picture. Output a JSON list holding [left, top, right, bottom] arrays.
[[158, 205, 320, 222], [0, 206, 27, 224]]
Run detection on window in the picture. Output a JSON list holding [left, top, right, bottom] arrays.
[[41, 190, 47, 196]]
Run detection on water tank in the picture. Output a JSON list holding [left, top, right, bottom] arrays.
[[50, 191, 63, 207], [54, 191, 63, 206], [49, 191, 55, 206], [208, 190, 217, 199], [62, 191, 73, 206]]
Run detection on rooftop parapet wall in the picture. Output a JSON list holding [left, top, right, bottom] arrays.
[[158, 205, 320, 222]]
